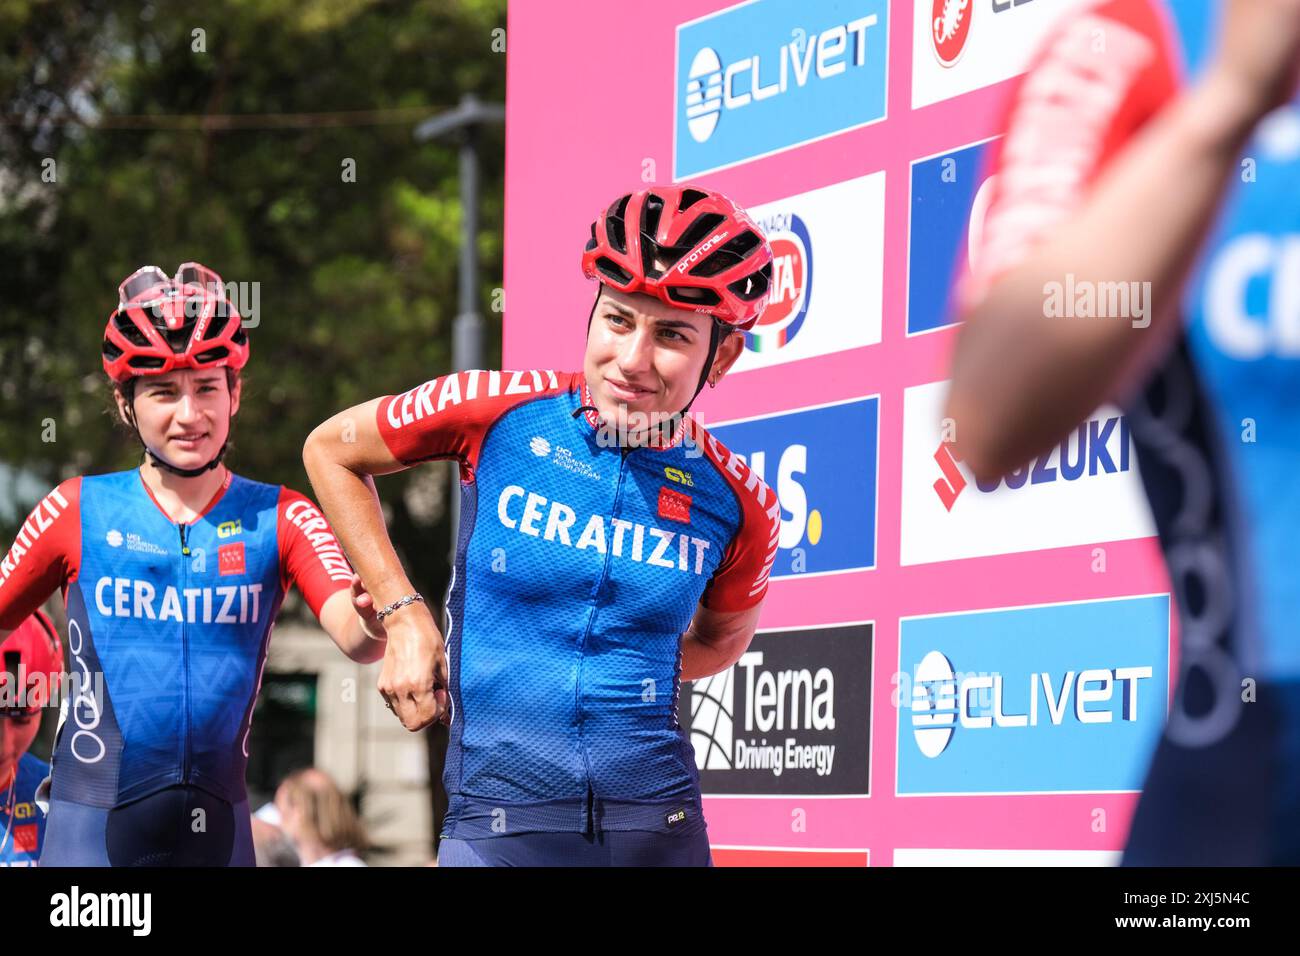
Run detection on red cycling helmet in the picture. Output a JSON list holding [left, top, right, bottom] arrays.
[[582, 186, 773, 331], [1, 610, 62, 715], [101, 262, 249, 385]]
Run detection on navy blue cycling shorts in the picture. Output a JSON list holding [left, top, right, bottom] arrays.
[[1123, 679, 1300, 865], [40, 786, 255, 867], [438, 827, 713, 867]]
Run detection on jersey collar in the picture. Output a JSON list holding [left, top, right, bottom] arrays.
[[137, 467, 233, 524]]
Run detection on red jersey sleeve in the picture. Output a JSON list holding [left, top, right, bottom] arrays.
[[277, 487, 354, 619], [963, 0, 1183, 306], [692, 422, 783, 613], [376, 369, 576, 478], [0, 478, 82, 630]]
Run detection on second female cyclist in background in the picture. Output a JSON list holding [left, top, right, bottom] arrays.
[[0, 262, 384, 866]]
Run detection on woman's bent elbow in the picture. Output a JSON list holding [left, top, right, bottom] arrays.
[[302, 423, 333, 474]]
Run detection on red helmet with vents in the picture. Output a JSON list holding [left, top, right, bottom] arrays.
[[101, 262, 249, 384], [1, 610, 62, 715], [581, 186, 773, 331]]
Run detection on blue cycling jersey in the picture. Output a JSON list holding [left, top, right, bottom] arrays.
[[378, 370, 780, 839], [0, 752, 49, 866], [0, 468, 351, 865]]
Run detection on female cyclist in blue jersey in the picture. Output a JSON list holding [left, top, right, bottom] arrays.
[[0, 262, 386, 866], [947, 0, 1300, 863], [304, 186, 782, 866]]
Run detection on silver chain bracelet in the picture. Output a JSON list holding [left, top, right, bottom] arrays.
[[375, 592, 425, 622]]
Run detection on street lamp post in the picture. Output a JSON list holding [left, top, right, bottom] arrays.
[[414, 93, 504, 562]]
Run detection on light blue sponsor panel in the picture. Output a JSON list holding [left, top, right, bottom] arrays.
[[675, 0, 889, 177], [897, 595, 1170, 794]]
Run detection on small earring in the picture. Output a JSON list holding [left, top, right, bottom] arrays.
[[708, 378, 716, 388]]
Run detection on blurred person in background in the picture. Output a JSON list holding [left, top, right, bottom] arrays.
[[273, 767, 367, 866], [0, 262, 387, 866], [250, 801, 301, 867], [304, 185, 781, 866], [0, 611, 61, 867], [947, 0, 1300, 863]]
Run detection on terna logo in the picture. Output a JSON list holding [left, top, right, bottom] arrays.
[[931, 0, 973, 67], [691, 623, 872, 796], [745, 210, 812, 354], [692, 664, 736, 771]]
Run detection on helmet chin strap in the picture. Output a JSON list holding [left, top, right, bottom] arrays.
[[679, 318, 725, 417], [143, 444, 229, 478], [124, 396, 230, 478]]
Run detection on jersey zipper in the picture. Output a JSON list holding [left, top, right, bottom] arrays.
[[178, 522, 192, 785], [573, 444, 633, 832]]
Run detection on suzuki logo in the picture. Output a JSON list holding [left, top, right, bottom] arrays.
[[932, 442, 966, 511]]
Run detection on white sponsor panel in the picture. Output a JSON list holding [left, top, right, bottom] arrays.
[[732, 172, 885, 373], [899, 380, 1156, 565], [912, 0, 1091, 110], [894, 848, 1121, 866]]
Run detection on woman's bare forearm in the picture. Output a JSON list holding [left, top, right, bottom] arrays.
[[679, 603, 761, 682], [680, 633, 740, 683], [303, 411, 418, 609]]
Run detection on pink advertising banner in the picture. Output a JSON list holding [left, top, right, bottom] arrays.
[[504, 0, 1174, 865]]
